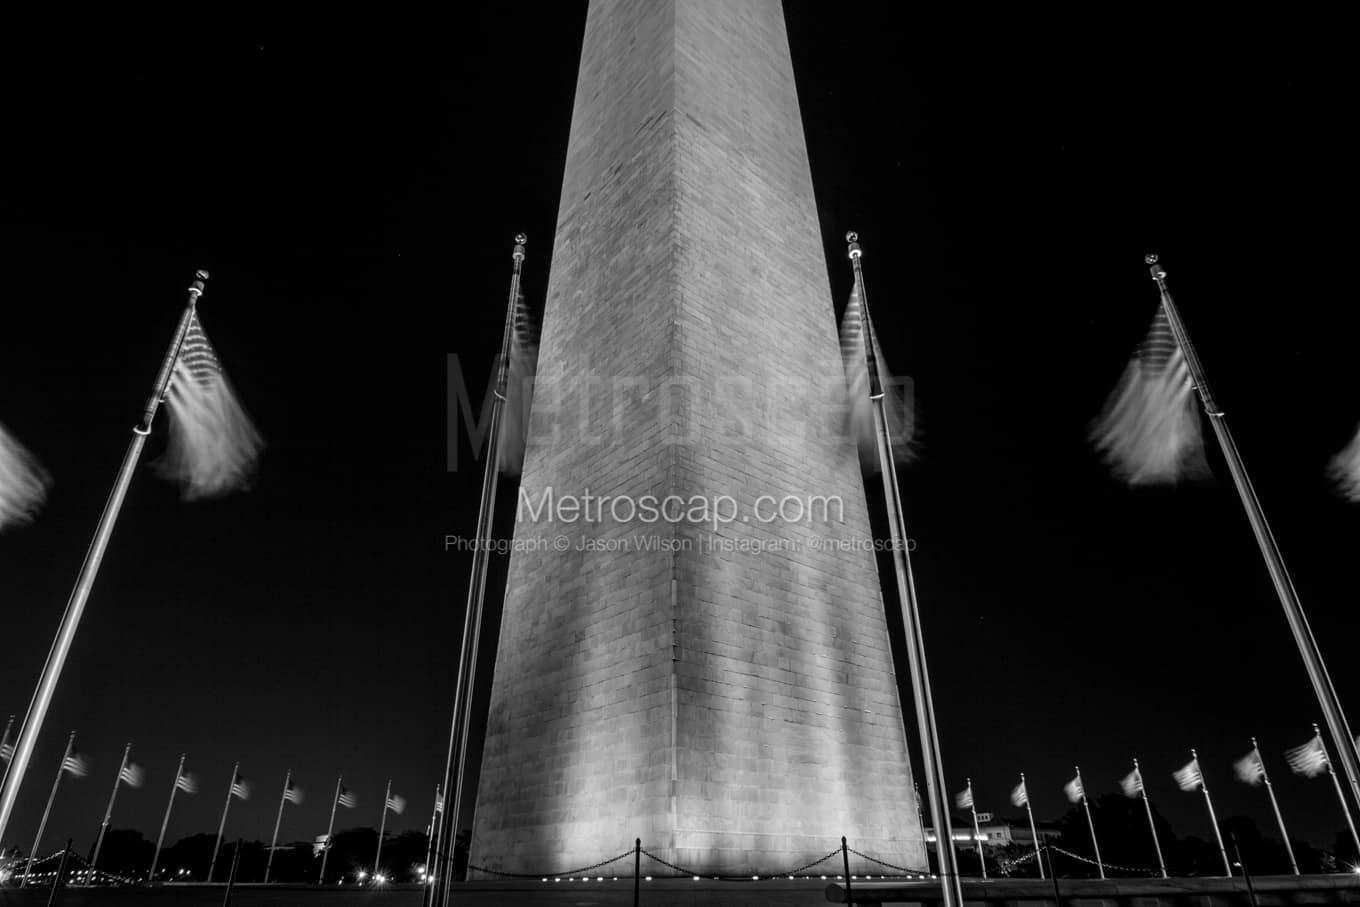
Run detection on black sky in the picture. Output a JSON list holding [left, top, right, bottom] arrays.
[[0, 3, 1356, 861]]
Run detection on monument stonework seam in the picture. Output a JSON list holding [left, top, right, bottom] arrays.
[[469, 0, 926, 874]]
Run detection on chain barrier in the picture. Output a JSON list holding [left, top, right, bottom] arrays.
[[782, 848, 843, 876], [1048, 844, 1159, 876], [844, 846, 931, 876], [639, 848, 703, 877], [468, 848, 635, 880]]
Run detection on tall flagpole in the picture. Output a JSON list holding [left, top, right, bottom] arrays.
[[209, 762, 239, 882], [374, 779, 392, 879], [1148, 255, 1360, 811], [318, 775, 342, 885], [434, 234, 528, 907], [1075, 767, 1104, 879], [149, 754, 185, 883], [89, 742, 131, 873], [1316, 725, 1360, 854], [966, 778, 986, 879], [22, 731, 75, 885], [1191, 750, 1231, 876], [0, 272, 207, 845], [849, 233, 962, 907], [423, 784, 441, 906], [264, 770, 290, 884], [1134, 759, 1167, 878], [1251, 739, 1297, 875], [1020, 773, 1043, 879]]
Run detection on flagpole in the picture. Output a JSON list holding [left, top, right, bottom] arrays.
[[1134, 760, 1167, 878], [209, 762, 239, 882], [89, 742, 131, 874], [1192, 750, 1231, 876], [22, 731, 75, 885], [1148, 255, 1360, 812], [264, 770, 290, 884], [1252, 739, 1297, 875], [434, 234, 527, 907], [1075, 767, 1104, 879], [849, 233, 963, 907], [1316, 726, 1360, 854], [374, 779, 392, 879], [423, 784, 441, 905], [149, 754, 185, 883], [965, 779, 986, 879], [1020, 773, 1043, 879], [0, 272, 207, 846], [318, 775, 342, 885]]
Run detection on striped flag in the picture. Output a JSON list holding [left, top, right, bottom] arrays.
[[385, 792, 406, 816], [62, 752, 90, 778], [1091, 307, 1207, 484], [1329, 422, 1360, 502], [176, 771, 199, 794], [1284, 736, 1328, 778], [283, 779, 303, 805], [434, 790, 444, 814], [497, 285, 539, 477], [119, 762, 145, 789], [839, 272, 914, 471], [954, 787, 974, 810], [1234, 750, 1266, 786], [338, 787, 358, 809], [1173, 759, 1203, 792], [0, 717, 14, 763], [1120, 768, 1143, 798], [1063, 775, 1084, 803], [229, 771, 250, 800], [1010, 780, 1029, 807], [159, 312, 263, 499], [0, 422, 50, 531]]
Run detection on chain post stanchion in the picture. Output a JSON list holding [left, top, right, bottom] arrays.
[[1045, 846, 1062, 907], [842, 837, 853, 903], [633, 838, 641, 907], [45, 839, 72, 907], [222, 839, 242, 907]]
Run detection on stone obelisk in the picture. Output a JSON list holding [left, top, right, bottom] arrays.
[[469, 0, 925, 875]]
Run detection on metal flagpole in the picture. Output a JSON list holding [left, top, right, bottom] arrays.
[[23, 731, 75, 885], [318, 775, 342, 885], [1148, 255, 1360, 812], [1192, 750, 1231, 876], [1252, 739, 1297, 875], [149, 754, 185, 882], [1316, 725, 1360, 854], [422, 784, 441, 907], [374, 779, 391, 879], [849, 233, 963, 907], [434, 234, 528, 907], [1075, 767, 1104, 879], [89, 742, 131, 873], [1134, 760, 1167, 878], [0, 272, 207, 845], [209, 762, 239, 882], [264, 770, 290, 884], [967, 779, 986, 879], [1020, 773, 1043, 879]]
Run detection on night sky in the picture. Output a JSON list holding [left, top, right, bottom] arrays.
[[1, 3, 1356, 864]]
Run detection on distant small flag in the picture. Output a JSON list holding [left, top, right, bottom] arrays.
[[386, 792, 406, 815], [338, 787, 358, 809], [1329, 422, 1360, 502], [434, 791, 444, 814], [283, 779, 303, 805], [1063, 775, 1084, 803], [1091, 307, 1207, 485], [230, 771, 250, 800], [0, 422, 50, 531], [955, 787, 974, 810], [1234, 750, 1266, 786], [0, 717, 14, 763], [839, 272, 915, 471], [1284, 736, 1328, 778], [1010, 780, 1028, 808], [160, 312, 263, 499], [176, 771, 199, 794], [1120, 768, 1143, 798], [1173, 759, 1203, 792], [119, 762, 145, 789], [62, 752, 90, 778]]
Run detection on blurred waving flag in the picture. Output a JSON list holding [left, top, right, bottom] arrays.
[[498, 285, 539, 477], [0, 422, 50, 531], [1091, 307, 1206, 484], [1329, 423, 1360, 502], [1063, 775, 1084, 803], [385, 792, 406, 816], [839, 270, 914, 472], [338, 787, 358, 809], [0, 717, 14, 763], [954, 786, 974, 810], [176, 771, 199, 794], [159, 312, 263, 499], [1173, 759, 1203, 792], [229, 771, 250, 800], [434, 790, 444, 814], [119, 762, 145, 789], [62, 751, 89, 778], [1285, 735, 1328, 778], [1234, 750, 1266, 785], [1010, 780, 1029, 807], [1120, 768, 1143, 798], [283, 779, 303, 805]]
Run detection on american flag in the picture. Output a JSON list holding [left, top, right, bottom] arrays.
[[1120, 767, 1143, 798], [1285, 735, 1329, 778], [338, 787, 358, 809], [433, 789, 444, 814], [838, 270, 914, 471], [283, 779, 303, 805], [1010, 780, 1028, 808], [497, 285, 539, 477], [0, 717, 14, 763], [1234, 750, 1266, 786], [176, 771, 199, 794], [161, 312, 263, 499], [62, 752, 89, 778], [385, 793, 406, 816], [1063, 775, 1084, 804], [1091, 307, 1206, 485], [230, 771, 250, 800], [119, 762, 145, 789], [954, 786, 974, 810], [1173, 758, 1203, 792], [0, 422, 49, 531]]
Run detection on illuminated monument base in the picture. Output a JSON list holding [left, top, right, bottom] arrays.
[[468, 0, 925, 875]]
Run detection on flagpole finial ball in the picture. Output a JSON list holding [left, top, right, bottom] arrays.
[[195, 269, 210, 281], [845, 231, 858, 243], [515, 233, 527, 245], [846, 231, 862, 260], [1144, 254, 1158, 265]]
